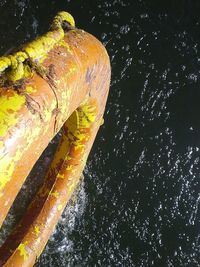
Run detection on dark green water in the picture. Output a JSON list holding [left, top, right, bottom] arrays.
[[1, 0, 200, 266]]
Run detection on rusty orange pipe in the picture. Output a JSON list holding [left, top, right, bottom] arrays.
[[0, 12, 110, 266]]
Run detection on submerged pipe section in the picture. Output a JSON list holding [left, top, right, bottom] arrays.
[[0, 12, 110, 266]]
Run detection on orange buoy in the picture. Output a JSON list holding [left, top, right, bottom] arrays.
[[0, 11, 110, 266]]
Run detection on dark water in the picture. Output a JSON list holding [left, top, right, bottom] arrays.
[[1, 0, 200, 266]]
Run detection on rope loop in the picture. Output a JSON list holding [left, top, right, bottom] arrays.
[[51, 11, 75, 30]]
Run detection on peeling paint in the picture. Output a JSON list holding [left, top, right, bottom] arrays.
[[0, 92, 25, 138], [17, 243, 29, 261]]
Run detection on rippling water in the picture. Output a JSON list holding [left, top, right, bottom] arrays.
[[1, 0, 200, 266]]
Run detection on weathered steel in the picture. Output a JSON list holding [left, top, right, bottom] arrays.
[[0, 12, 110, 266]]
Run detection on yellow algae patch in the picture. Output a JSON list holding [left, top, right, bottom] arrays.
[[0, 149, 22, 191], [66, 103, 97, 133], [23, 30, 63, 63], [73, 132, 86, 142], [0, 56, 11, 72], [59, 39, 73, 54], [34, 226, 40, 236], [66, 165, 73, 171], [0, 92, 25, 138], [79, 103, 97, 128], [66, 155, 72, 161], [17, 243, 29, 261], [69, 67, 76, 73], [57, 173, 65, 179], [25, 85, 37, 94], [50, 190, 59, 198], [0, 108, 44, 192]]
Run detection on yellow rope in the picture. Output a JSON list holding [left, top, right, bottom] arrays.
[[0, 11, 75, 82]]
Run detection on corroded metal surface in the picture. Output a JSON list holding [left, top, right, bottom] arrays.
[[0, 12, 110, 266]]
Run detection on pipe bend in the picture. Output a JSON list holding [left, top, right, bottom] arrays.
[[0, 12, 110, 267]]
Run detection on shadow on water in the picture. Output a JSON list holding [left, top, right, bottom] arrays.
[[1, 0, 200, 266]]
